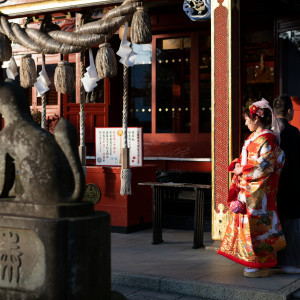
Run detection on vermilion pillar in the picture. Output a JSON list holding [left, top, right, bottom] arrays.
[[211, 0, 240, 240]]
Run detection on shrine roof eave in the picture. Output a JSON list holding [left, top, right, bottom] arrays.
[[0, 0, 124, 17]]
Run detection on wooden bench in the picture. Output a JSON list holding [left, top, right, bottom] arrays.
[[138, 182, 212, 249]]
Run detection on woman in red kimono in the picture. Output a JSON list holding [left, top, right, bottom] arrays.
[[217, 99, 286, 278]]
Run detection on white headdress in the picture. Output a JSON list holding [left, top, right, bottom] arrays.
[[251, 98, 284, 145]]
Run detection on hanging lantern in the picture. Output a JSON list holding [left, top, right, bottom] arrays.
[[20, 54, 37, 89], [0, 33, 12, 62], [54, 61, 75, 94], [130, 6, 152, 44], [95, 43, 117, 79]]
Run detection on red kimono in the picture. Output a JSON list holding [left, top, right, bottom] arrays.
[[218, 129, 286, 268]]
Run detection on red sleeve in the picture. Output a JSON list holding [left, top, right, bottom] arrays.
[[228, 158, 241, 172]]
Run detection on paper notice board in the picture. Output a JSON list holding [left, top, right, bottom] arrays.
[[95, 127, 143, 166]]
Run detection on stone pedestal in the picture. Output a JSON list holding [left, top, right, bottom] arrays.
[[0, 199, 111, 300]]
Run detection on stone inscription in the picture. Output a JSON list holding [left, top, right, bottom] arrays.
[[0, 232, 22, 283], [0, 227, 45, 290]]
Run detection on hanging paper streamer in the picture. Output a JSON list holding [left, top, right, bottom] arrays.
[[6, 57, 18, 80], [117, 22, 137, 67], [81, 49, 100, 93], [34, 63, 51, 97]]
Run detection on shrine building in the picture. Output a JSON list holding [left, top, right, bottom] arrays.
[[0, 0, 299, 240]]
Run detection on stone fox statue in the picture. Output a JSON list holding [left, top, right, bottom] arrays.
[[0, 79, 85, 203]]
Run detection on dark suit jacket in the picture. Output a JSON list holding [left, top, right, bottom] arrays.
[[277, 118, 300, 219]]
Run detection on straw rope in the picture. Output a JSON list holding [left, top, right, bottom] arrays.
[[122, 65, 129, 148], [40, 17, 48, 129], [11, 22, 43, 53], [120, 65, 131, 195], [76, 14, 87, 171], [0, 0, 141, 55], [80, 51, 85, 147], [78, 13, 88, 148], [41, 53, 47, 129]]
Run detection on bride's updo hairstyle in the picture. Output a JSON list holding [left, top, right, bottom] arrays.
[[243, 105, 272, 127]]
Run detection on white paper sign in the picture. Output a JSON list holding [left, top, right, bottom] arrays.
[[95, 127, 143, 166]]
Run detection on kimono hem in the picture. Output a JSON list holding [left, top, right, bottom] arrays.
[[217, 129, 286, 268]]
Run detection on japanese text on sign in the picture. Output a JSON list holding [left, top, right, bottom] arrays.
[[95, 128, 143, 166]]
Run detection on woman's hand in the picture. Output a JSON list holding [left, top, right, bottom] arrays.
[[233, 163, 243, 175]]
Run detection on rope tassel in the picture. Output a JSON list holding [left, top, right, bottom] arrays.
[[20, 54, 37, 88], [96, 43, 117, 79], [0, 33, 12, 62], [120, 146, 131, 195], [120, 168, 131, 196], [54, 61, 75, 94], [130, 6, 152, 44]]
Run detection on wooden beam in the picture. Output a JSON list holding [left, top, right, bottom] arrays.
[[0, 0, 123, 17]]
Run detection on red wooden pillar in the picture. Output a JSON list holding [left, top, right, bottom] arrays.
[[211, 0, 240, 240]]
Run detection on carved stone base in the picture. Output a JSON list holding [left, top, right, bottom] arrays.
[[0, 198, 94, 218], [0, 202, 111, 300]]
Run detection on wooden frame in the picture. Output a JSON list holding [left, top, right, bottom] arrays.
[[143, 31, 211, 157], [275, 16, 300, 97]]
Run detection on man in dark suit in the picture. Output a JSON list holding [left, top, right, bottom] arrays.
[[273, 94, 300, 274]]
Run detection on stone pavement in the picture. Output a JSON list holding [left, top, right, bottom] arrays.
[[111, 229, 300, 300]]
